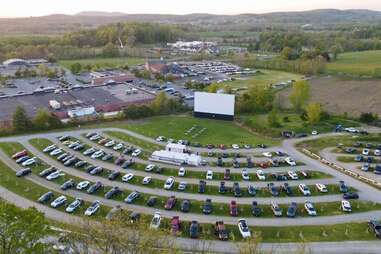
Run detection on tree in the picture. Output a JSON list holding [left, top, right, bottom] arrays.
[[267, 108, 281, 128], [330, 44, 343, 60], [151, 92, 169, 114], [0, 202, 51, 254], [70, 63, 82, 74], [289, 80, 310, 112], [305, 103, 322, 124], [33, 108, 62, 130], [12, 106, 32, 132], [359, 112, 378, 123], [280, 47, 293, 60], [206, 83, 220, 93], [102, 42, 120, 57]]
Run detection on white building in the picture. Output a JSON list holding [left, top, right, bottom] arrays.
[[150, 143, 201, 166], [166, 143, 186, 153]]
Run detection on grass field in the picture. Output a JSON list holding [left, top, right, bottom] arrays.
[[58, 57, 145, 69], [224, 70, 302, 89], [327, 50, 381, 76], [240, 113, 360, 138], [118, 115, 279, 147]]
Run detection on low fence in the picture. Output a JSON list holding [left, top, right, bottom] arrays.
[[302, 148, 381, 190]]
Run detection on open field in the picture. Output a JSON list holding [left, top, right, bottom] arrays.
[[225, 69, 302, 89], [278, 76, 381, 117], [327, 50, 381, 76], [58, 57, 145, 69], [118, 115, 279, 146]]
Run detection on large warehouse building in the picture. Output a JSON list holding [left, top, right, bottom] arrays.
[[193, 92, 235, 121]]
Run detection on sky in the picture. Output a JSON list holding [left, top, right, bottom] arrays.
[[1, 0, 381, 17]]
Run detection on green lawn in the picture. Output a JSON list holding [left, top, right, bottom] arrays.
[[58, 57, 145, 69], [118, 115, 279, 147], [240, 113, 361, 138], [327, 50, 381, 76], [224, 69, 302, 89]]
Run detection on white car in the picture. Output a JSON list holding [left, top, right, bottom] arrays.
[[206, 170, 213, 180], [232, 144, 240, 149], [341, 200, 352, 212], [287, 171, 299, 180], [89, 134, 101, 141], [85, 201, 101, 216], [311, 130, 318, 135], [156, 136, 165, 142], [51, 195, 67, 208], [50, 148, 63, 156], [237, 219, 251, 238], [22, 157, 37, 167], [241, 169, 250, 181], [256, 170, 266, 181], [304, 201, 317, 216], [285, 157, 296, 166], [46, 170, 64, 181], [150, 211, 161, 229], [104, 140, 116, 147], [122, 173, 134, 182], [113, 143, 124, 151], [362, 149, 370, 156], [315, 183, 328, 193], [178, 167, 186, 177], [131, 149, 142, 157], [375, 150, 381, 156], [298, 184, 311, 196], [142, 176, 152, 185], [345, 127, 359, 133], [66, 198, 82, 213], [76, 181, 90, 190], [145, 164, 156, 172], [91, 150, 104, 159], [43, 145, 56, 153], [178, 181, 187, 191], [164, 177, 175, 190], [262, 152, 272, 158]]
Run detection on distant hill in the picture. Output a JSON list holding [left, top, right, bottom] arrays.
[[1, 9, 381, 35]]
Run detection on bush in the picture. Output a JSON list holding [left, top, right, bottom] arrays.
[[359, 112, 378, 123]]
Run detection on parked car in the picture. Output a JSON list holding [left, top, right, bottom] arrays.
[[298, 184, 311, 196], [105, 187, 121, 199], [202, 199, 213, 214], [170, 216, 181, 235], [206, 170, 213, 180], [83, 148, 96, 156], [237, 219, 251, 238], [131, 149, 142, 157], [122, 173, 134, 182], [145, 164, 156, 172], [74, 160, 86, 168], [146, 196, 157, 207], [16, 168, 31, 177], [233, 182, 242, 197], [178, 181, 187, 191], [361, 163, 370, 171], [38, 191, 54, 203], [39, 167, 56, 177], [101, 154, 113, 161], [16, 156, 29, 164], [341, 200, 352, 212], [267, 183, 279, 196], [124, 191, 140, 203], [12, 150, 28, 159], [251, 201, 262, 217], [181, 199, 191, 213], [87, 181, 103, 194], [287, 202, 298, 217], [115, 156, 126, 166], [343, 192, 359, 200], [108, 171, 120, 181], [50, 149, 63, 156], [43, 145, 56, 153], [89, 166, 103, 175], [51, 195, 67, 208], [215, 221, 228, 241], [368, 220, 381, 238], [61, 179, 75, 190], [339, 181, 349, 193], [288, 171, 299, 180], [229, 201, 238, 217], [247, 185, 256, 196], [76, 181, 90, 190], [198, 180, 206, 193], [164, 196, 176, 210], [85, 201, 101, 216], [113, 143, 124, 151], [178, 167, 186, 177], [304, 201, 317, 216], [315, 183, 328, 193], [164, 177, 175, 190], [22, 157, 37, 167], [256, 170, 266, 181], [271, 201, 283, 217], [189, 221, 199, 238], [224, 169, 231, 180], [282, 183, 293, 196], [241, 169, 250, 181], [362, 149, 370, 156], [219, 181, 227, 194], [66, 198, 82, 213], [46, 170, 64, 181], [285, 157, 296, 166], [150, 212, 161, 229], [142, 176, 152, 185]]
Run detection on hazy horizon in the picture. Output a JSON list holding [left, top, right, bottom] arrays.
[[1, 0, 381, 18]]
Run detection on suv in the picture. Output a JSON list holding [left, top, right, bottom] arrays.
[[219, 181, 227, 194], [215, 221, 228, 241], [198, 180, 206, 193], [368, 220, 381, 238], [202, 199, 213, 214], [251, 201, 262, 217], [224, 169, 231, 180], [232, 182, 242, 197]]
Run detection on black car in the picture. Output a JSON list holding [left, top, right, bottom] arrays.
[[108, 171, 120, 181], [267, 183, 280, 196], [282, 183, 293, 196], [58, 135, 70, 142], [57, 153, 69, 161], [101, 154, 113, 161], [73, 144, 84, 151], [247, 157, 254, 168], [189, 221, 199, 238], [287, 202, 297, 217], [146, 196, 157, 207], [129, 212, 140, 223], [87, 182, 103, 194], [89, 166, 103, 175], [39, 167, 56, 177], [16, 168, 32, 177], [345, 147, 356, 153], [217, 157, 223, 167], [121, 159, 134, 169], [64, 157, 78, 167], [343, 192, 359, 200], [181, 199, 191, 213], [198, 180, 206, 193], [202, 199, 213, 214], [233, 182, 242, 197], [38, 191, 54, 203], [85, 165, 96, 173], [251, 201, 262, 217], [247, 185, 256, 196], [272, 173, 288, 181], [219, 181, 227, 194], [222, 153, 228, 158], [368, 220, 381, 238], [61, 179, 75, 190], [339, 181, 348, 193], [104, 187, 121, 199], [257, 144, 267, 148], [74, 160, 86, 168]]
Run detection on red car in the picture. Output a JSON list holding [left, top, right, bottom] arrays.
[[215, 221, 228, 241], [164, 196, 176, 210], [224, 169, 231, 180], [170, 216, 181, 235], [12, 150, 27, 160], [258, 162, 270, 169], [219, 144, 226, 150], [229, 200, 238, 217]]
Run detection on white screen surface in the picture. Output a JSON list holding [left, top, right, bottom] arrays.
[[194, 92, 235, 116]]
